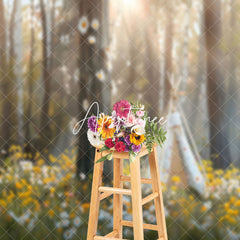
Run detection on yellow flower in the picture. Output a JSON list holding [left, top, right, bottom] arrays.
[[81, 203, 90, 213], [97, 116, 115, 139], [201, 206, 207, 212], [235, 200, 240, 207], [15, 182, 22, 189], [227, 209, 238, 216], [0, 199, 7, 208], [129, 133, 145, 145], [171, 175, 180, 184], [48, 209, 55, 218]]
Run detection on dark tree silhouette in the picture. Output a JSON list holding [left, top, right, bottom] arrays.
[[39, 0, 52, 155], [76, 0, 111, 177], [203, 0, 232, 168]]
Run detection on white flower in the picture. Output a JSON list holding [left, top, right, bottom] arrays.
[[64, 228, 76, 239], [19, 161, 33, 171], [91, 18, 99, 30], [131, 125, 145, 135], [62, 219, 70, 227], [73, 216, 81, 227], [60, 211, 69, 219], [55, 221, 62, 228], [95, 69, 105, 82], [88, 35, 96, 44], [78, 16, 89, 35], [61, 202, 68, 208], [82, 99, 89, 111], [87, 129, 103, 146]]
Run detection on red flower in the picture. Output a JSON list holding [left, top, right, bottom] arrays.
[[115, 141, 125, 152], [105, 138, 115, 148]]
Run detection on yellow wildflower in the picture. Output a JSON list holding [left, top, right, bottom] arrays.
[[171, 175, 180, 184]]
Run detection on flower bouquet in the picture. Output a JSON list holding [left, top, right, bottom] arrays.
[[87, 100, 167, 163]]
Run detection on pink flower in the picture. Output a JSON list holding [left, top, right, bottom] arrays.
[[136, 118, 146, 127], [124, 113, 136, 127], [113, 100, 131, 118], [136, 110, 145, 117]]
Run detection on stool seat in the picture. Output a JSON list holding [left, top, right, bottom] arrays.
[[87, 145, 168, 240]]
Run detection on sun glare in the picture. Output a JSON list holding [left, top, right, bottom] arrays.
[[122, 0, 139, 10]]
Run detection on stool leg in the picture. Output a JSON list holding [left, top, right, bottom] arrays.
[[87, 150, 104, 240], [149, 147, 168, 240], [113, 158, 123, 238], [130, 156, 144, 240]]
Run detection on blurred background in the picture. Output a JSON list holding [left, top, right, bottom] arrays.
[[0, 0, 240, 239]]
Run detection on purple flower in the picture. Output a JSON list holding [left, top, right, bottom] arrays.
[[125, 135, 131, 146], [88, 116, 98, 132], [112, 111, 125, 131], [124, 145, 130, 152], [132, 144, 141, 153]]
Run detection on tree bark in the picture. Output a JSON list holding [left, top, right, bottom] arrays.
[[0, 0, 17, 158], [0, 0, 9, 158], [25, 0, 35, 158], [39, 0, 52, 154], [14, 0, 24, 148], [203, 0, 232, 168], [76, 0, 110, 177], [143, 0, 160, 118], [163, 0, 173, 110]]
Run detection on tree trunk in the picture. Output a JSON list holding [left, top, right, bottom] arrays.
[[25, 0, 35, 158], [14, 0, 24, 148], [76, 0, 110, 177], [163, 0, 173, 110], [0, 0, 17, 158], [39, 0, 52, 155], [226, 0, 238, 163], [0, 0, 8, 159], [143, 0, 160, 118], [203, 0, 232, 168]]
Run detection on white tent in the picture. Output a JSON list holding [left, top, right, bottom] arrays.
[[158, 76, 207, 196]]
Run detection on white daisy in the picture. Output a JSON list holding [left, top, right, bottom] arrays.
[[82, 99, 89, 111], [62, 219, 70, 227], [73, 216, 81, 227], [95, 69, 105, 82], [61, 201, 68, 208], [87, 129, 103, 146], [91, 18, 99, 30], [60, 211, 69, 219], [88, 35, 96, 44], [78, 16, 89, 35]]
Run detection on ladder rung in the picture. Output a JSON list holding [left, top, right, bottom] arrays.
[[121, 220, 158, 231], [142, 192, 159, 205], [94, 236, 126, 240], [104, 230, 118, 237], [99, 192, 113, 200], [99, 186, 132, 195], [120, 175, 152, 184]]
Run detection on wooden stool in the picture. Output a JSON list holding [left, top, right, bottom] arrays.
[[87, 145, 168, 240]]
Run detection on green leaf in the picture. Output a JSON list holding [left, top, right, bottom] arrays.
[[95, 153, 112, 163], [129, 151, 138, 163], [99, 145, 110, 152]]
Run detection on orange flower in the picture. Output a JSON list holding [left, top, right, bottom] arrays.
[[97, 116, 115, 139]]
